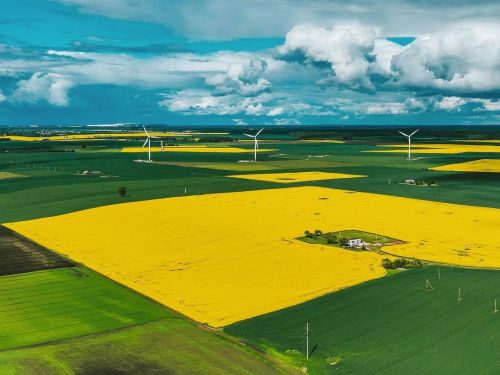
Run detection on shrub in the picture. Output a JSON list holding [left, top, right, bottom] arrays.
[[118, 186, 128, 197]]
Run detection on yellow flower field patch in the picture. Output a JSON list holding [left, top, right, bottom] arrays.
[[122, 146, 275, 153], [5, 132, 228, 141], [368, 143, 500, 154], [7, 186, 500, 327], [300, 139, 344, 143], [227, 171, 366, 183], [431, 159, 500, 173], [0, 172, 27, 180]]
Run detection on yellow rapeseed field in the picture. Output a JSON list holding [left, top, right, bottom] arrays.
[[227, 171, 366, 183], [300, 139, 344, 143], [122, 146, 275, 153], [0, 172, 27, 180], [7, 187, 500, 327], [431, 159, 500, 173], [368, 143, 500, 154], [5, 132, 228, 141]]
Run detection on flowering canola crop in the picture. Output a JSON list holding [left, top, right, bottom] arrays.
[[431, 159, 500, 173], [368, 143, 500, 154], [227, 171, 365, 183], [5, 132, 228, 141], [122, 146, 275, 153], [6, 187, 500, 326]]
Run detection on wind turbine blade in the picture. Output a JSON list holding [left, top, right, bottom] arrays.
[[398, 131, 409, 137], [142, 138, 149, 148], [243, 134, 254, 138], [410, 129, 419, 137], [255, 128, 264, 136], [142, 125, 149, 137]]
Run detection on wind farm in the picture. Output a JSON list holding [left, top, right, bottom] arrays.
[[1, 125, 500, 374]]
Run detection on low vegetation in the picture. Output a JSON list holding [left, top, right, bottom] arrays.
[[381, 257, 422, 269]]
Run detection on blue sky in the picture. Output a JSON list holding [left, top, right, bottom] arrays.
[[0, 0, 499, 126]]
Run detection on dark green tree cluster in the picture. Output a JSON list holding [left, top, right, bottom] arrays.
[[381, 258, 422, 269], [304, 229, 323, 238]]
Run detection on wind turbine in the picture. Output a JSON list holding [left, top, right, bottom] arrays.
[[398, 129, 419, 160], [243, 128, 264, 161], [142, 126, 160, 162]]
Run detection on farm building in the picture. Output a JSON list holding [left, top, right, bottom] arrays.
[[346, 238, 363, 247]]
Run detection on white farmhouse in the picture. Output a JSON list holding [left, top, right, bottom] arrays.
[[346, 238, 363, 247]]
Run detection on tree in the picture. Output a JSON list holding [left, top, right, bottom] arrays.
[[304, 230, 313, 238], [314, 229, 323, 237], [393, 258, 406, 268], [326, 233, 338, 244], [381, 258, 394, 269], [118, 186, 128, 197]]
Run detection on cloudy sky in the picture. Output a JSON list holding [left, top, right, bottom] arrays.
[[1, 0, 499, 126]]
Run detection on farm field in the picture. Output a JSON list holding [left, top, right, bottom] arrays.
[[122, 146, 275, 153], [1, 128, 500, 373], [156, 160, 356, 171], [0, 172, 26, 180], [226, 267, 500, 374], [0, 267, 170, 351], [4, 131, 229, 141], [370, 143, 500, 154], [7, 185, 500, 327], [431, 159, 500, 173], [227, 171, 366, 183], [2, 136, 500, 225], [6, 187, 390, 327], [0, 225, 72, 276], [0, 319, 286, 375]]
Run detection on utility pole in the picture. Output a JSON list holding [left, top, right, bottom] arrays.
[[495, 299, 498, 314], [458, 287, 462, 301], [306, 322, 310, 360]]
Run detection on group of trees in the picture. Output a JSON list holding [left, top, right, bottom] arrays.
[[304, 230, 349, 246], [381, 258, 422, 270], [416, 180, 437, 186], [304, 229, 323, 238]]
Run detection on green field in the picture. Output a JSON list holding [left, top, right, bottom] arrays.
[[0, 267, 170, 351], [0, 267, 286, 374], [226, 267, 500, 374], [1, 138, 500, 224], [0, 319, 286, 375]]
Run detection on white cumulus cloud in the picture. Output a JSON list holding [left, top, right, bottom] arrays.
[[10, 73, 74, 106], [366, 102, 408, 115], [278, 23, 379, 90], [391, 21, 500, 94], [205, 59, 271, 96], [434, 96, 466, 111]]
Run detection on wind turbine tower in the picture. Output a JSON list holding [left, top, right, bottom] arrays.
[[141, 126, 160, 162], [398, 129, 419, 160], [243, 128, 264, 161]]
